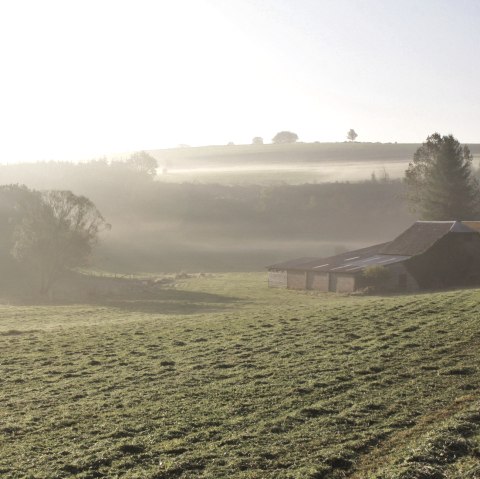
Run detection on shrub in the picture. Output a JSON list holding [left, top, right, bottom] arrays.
[[362, 265, 391, 292]]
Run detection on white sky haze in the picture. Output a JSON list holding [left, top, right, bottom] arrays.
[[1, 0, 480, 162]]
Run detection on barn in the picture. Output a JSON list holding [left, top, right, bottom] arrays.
[[267, 221, 480, 293]]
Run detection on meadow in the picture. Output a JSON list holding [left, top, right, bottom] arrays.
[[1, 273, 479, 478]]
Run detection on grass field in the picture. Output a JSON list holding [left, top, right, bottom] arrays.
[[1, 273, 479, 478]]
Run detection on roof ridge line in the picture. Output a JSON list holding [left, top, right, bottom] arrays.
[[416, 220, 455, 223]]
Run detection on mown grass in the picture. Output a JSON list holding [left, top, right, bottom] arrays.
[[0, 273, 479, 478]]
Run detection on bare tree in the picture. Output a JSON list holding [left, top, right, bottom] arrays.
[[12, 190, 110, 294], [127, 151, 158, 178]]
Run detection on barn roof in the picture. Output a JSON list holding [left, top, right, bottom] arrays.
[[267, 257, 320, 270], [295, 243, 387, 271], [267, 220, 480, 274], [380, 221, 478, 256], [268, 243, 405, 273], [462, 221, 480, 233], [301, 245, 409, 273]]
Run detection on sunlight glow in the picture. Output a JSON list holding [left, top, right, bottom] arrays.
[[0, 0, 479, 162]]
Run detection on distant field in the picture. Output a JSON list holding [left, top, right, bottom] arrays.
[[150, 142, 480, 184], [1, 273, 479, 478]]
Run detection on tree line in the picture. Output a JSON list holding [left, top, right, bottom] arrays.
[[254, 128, 358, 145]]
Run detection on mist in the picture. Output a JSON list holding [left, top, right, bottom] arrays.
[[3, 1, 480, 476], [0, 143, 425, 283]]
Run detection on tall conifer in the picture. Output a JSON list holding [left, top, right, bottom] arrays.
[[405, 133, 480, 220]]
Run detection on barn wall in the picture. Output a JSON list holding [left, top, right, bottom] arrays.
[[287, 271, 307, 290], [268, 270, 287, 288], [355, 262, 419, 292], [335, 274, 356, 293], [308, 272, 329, 291], [384, 262, 419, 292], [406, 233, 480, 289]]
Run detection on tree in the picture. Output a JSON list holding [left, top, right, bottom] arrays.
[[404, 133, 480, 220], [0, 185, 38, 246], [0, 185, 39, 275], [347, 129, 358, 142], [127, 151, 158, 178], [252, 136, 264, 145], [12, 190, 110, 294], [272, 131, 298, 144]]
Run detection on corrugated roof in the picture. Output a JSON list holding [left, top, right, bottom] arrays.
[[268, 243, 403, 274], [267, 257, 320, 270], [379, 221, 477, 256], [309, 253, 409, 273], [297, 243, 410, 273], [296, 243, 385, 270]]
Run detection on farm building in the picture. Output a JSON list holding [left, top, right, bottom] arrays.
[[267, 221, 480, 293]]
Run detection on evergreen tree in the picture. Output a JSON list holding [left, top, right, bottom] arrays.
[[405, 133, 480, 220]]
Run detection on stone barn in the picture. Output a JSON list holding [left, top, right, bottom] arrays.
[[267, 221, 480, 293]]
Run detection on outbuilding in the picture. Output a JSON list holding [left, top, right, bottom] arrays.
[[267, 221, 480, 293]]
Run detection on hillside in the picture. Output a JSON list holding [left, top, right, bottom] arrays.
[[150, 142, 480, 184], [151, 142, 480, 166], [1, 273, 479, 478]]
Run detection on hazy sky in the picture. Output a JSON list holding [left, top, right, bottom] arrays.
[[1, 0, 479, 162]]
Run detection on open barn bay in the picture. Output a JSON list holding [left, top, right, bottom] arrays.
[[1, 273, 479, 478]]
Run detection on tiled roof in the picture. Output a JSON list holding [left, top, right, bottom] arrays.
[[380, 221, 477, 256], [462, 221, 480, 233]]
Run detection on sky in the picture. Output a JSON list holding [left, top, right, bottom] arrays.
[[1, 0, 480, 163]]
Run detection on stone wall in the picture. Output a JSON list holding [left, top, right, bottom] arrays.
[[384, 262, 419, 292]]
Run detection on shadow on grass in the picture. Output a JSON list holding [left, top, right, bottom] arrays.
[[97, 289, 241, 314], [355, 284, 480, 298], [98, 288, 242, 315], [102, 299, 234, 315], [1, 288, 243, 316]]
